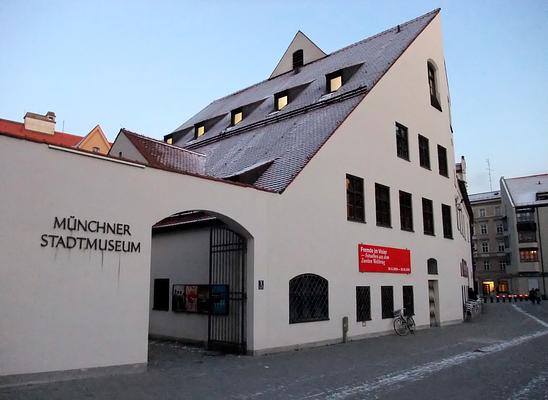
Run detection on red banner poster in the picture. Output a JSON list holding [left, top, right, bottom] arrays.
[[358, 244, 411, 274]]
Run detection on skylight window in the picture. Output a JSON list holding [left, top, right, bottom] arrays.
[[231, 108, 243, 126], [195, 124, 205, 138], [327, 71, 343, 93], [275, 91, 288, 111]]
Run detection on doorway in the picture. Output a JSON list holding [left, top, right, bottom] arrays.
[[428, 280, 440, 327]]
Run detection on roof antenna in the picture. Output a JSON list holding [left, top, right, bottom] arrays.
[[397, 24, 401, 33], [486, 158, 493, 191]]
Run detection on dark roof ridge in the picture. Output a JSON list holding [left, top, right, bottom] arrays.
[[121, 128, 205, 157], [195, 8, 440, 108]]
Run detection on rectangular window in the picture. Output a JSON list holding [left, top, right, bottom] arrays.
[[498, 280, 509, 292], [399, 190, 413, 231], [153, 278, 170, 311], [381, 286, 394, 319], [482, 242, 489, 253], [495, 206, 501, 216], [327, 71, 343, 93], [395, 123, 409, 160], [519, 248, 539, 262], [498, 242, 505, 252], [496, 223, 504, 234], [437, 145, 448, 177], [442, 204, 453, 239], [375, 183, 391, 227], [418, 134, 430, 169], [346, 174, 365, 222], [403, 286, 414, 316], [484, 261, 490, 271], [500, 260, 507, 271], [231, 108, 243, 126], [479, 208, 486, 217], [275, 91, 288, 111], [195, 124, 205, 138], [422, 198, 435, 235], [356, 286, 371, 322], [518, 231, 536, 243], [480, 224, 487, 234]]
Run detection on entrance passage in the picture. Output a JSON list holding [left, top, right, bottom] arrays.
[[208, 226, 247, 353], [428, 280, 439, 327]]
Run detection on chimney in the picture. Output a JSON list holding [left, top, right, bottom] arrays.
[[24, 111, 56, 135]]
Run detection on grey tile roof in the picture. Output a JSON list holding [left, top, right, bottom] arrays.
[[170, 9, 440, 192], [469, 190, 501, 203], [504, 174, 548, 207]]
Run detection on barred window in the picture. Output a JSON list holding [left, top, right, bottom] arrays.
[[381, 286, 394, 319], [399, 190, 413, 231], [418, 134, 430, 169], [153, 278, 170, 311], [422, 198, 435, 235], [356, 286, 371, 322], [376, 183, 391, 228], [396, 123, 409, 160], [442, 204, 453, 239], [427, 258, 438, 275], [346, 174, 365, 222], [403, 286, 414, 316], [289, 274, 329, 324]]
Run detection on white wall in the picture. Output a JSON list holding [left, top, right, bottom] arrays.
[[149, 228, 210, 341]]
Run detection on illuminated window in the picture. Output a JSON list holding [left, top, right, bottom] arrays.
[[166, 138, 173, 144], [327, 71, 343, 93], [231, 108, 243, 126], [498, 280, 509, 293], [275, 91, 288, 111], [482, 281, 494, 294], [195, 124, 205, 138], [519, 248, 538, 262]]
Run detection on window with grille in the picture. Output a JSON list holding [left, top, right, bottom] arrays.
[[437, 145, 448, 177], [376, 183, 391, 227], [399, 190, 413, 231], [381, 286, 394, 319], [422, 198, 435, 235], [442, 204, 453, 239], [395, 123, 409, 160], [427, 258, 438, 274], [153, 278, 170, 311], [289, 274, 329, 324], [403, 286, 414, 316], [346, 174, 365, 222], [356, 286, 371, 322], [418, 134, 430, 169]]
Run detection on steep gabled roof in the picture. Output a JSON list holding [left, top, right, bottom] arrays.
[[168, 9, 440, 192], [503, 173, 548, 208], [0, 118, 83, 147], [121, 129, 205, 175]]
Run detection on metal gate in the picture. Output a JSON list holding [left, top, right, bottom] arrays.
[[208, 226, 247, 353]]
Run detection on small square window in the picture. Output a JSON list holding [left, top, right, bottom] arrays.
[[231, 109, 243, 126], [166, 137, 173, 144], [327, 71, 343, 93]]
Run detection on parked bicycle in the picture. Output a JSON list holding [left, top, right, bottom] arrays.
[[393, 308, 415, 336], [463, 299, 482, 321]]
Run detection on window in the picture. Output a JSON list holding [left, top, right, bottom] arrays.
[[437, 145, 448, 177], [327, 70, 343, 93], [403, 286, 414, 316], [399, 191, 413, 231], [356, 286, 371, 322], [395, 123, 409, 160], [442, 204, 453, 239], [422, 198, 435, 235], [536, 192, 548, 201], [153, 278, 170, 311], [289, 274, 329, 323], [482, 242, 489, 253], [375, 183, 391, 227], [480, 224, 487, 234], [92, 146, 100, 153], [496, 223, 504, 234], [427, 258, 438, 274], [498, 242, 505, 252], [418, 135, 430, 169], [519, 248, 539, 263], [498, 280, 509, 293], [428, 62, 441, 111], [195, 124, 205, 138], [381, 286, 394, 319], [231, 108, 243, 126], [346, 174, 365, 222], [292, 49, 304, 69], [484, 261, 490, 271], [479, 208, 486, 217], [495, 206, 501, 216], [275, 91, 288, 111], [518, 231, 536, 243], [500, 260, 507, 271], [166, 138, 173, 145]]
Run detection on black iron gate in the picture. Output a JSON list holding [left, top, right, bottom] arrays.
[[208, 226, 247, 353]]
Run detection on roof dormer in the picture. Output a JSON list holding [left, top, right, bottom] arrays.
[[269, 31, 326, 79]]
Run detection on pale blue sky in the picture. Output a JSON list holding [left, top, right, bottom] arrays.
[[1, 0, 546, 193]]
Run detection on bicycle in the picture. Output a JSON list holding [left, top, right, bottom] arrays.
[[393, 308, 415, 336]]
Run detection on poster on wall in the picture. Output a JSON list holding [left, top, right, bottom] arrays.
[[172, 284, 186, 312], [210, 284, 229, 316], [184, 285, 198, 312], [196, 285, 210, 314], [171, 284, 229, 315], [358, 244, 411, 274]]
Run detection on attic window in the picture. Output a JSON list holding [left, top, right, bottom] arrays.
[[536, 192, 548, 201], [292, 49, 304, 69], [327, 70, 343, 93], [428, 61, 442, 111], [275, 91, 288, 111], [231, 108, 243, 126], [195, 124, 205, 138], [166, 137, 173, 144]]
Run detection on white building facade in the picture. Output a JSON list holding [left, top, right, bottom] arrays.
[[0, 9, 472, 383]]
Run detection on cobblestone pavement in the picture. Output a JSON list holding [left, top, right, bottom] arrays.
[[2, 302, 547, 400]]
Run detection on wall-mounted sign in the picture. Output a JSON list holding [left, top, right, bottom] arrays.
[[40, 216, 141, 253], [358, 244, 411, 274], [172, 284, 229, 315]]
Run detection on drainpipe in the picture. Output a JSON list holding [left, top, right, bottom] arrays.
[[536, 207, 547, 299]]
